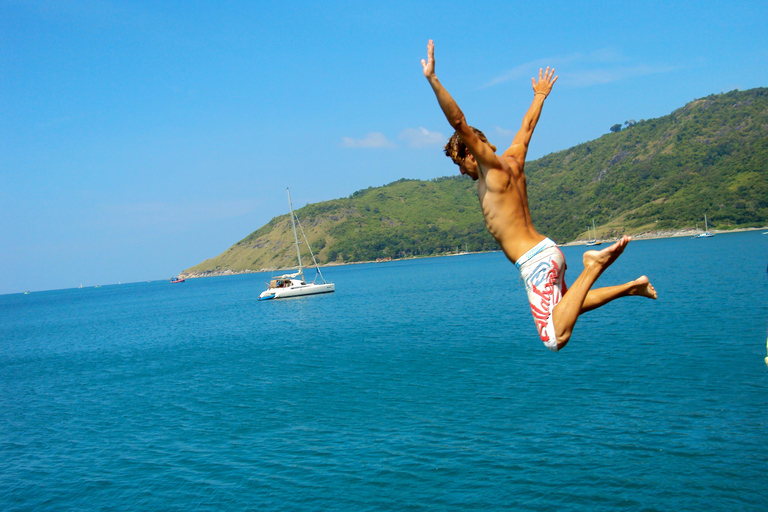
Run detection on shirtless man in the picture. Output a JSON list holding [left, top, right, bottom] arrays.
[[422, 40, 657, 351]]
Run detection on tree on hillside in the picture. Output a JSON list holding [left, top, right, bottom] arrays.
[[610, 123, 622, 133]]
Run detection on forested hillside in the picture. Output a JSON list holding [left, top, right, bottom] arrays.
[[525, 87, 768, 240], [183, 88, 768, 276]]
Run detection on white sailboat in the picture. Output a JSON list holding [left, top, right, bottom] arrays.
[[259, 188, 335, 300], [697, 215, 714, 238], [586, 219, 601, 246]]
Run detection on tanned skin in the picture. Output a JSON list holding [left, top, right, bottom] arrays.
[[422, 40, 656, 350]]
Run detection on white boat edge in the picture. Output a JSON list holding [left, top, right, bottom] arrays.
[[259, 281, 335, 300]]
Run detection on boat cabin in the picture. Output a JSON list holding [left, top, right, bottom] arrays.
[[269, 278, 305, 288]]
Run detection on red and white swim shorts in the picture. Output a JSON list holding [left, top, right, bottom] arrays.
[[515, 238, 568, 351]]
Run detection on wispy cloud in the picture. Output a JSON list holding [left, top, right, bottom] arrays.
[[39, 116, 73, 129], [495, 126, 514, 139], [483, 60, 553, 89], [483, 48, 676, 89], [398, 127, 445, 148], [102, 199, 258, 227], [567, 64, 677, 87], [341, 132, 396, 148], [340, 128, 446, 149]]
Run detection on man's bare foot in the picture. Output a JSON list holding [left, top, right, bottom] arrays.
[[583, 235, 631, 270], [628, 275, 657, 299]]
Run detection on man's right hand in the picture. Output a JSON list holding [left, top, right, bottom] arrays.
[[421, 39, 435, 79]]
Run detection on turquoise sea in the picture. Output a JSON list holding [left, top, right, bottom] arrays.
[[2, 231, 767, 511]]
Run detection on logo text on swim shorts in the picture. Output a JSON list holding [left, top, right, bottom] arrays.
[[529, 260, 560, 342]]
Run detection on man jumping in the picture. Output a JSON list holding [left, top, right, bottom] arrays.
[[422, 40, 657, 351]]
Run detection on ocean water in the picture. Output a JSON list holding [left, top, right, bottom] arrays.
[[2, 231, 767, 511]]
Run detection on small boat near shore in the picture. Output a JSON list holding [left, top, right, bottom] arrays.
[[170, 277, 186, 283], [586, 219, 601, 246], [259, 188, 334, 301], [696, 215, 714, 238]]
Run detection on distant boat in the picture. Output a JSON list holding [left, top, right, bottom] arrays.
[[586, 219, 601, 246], [24, 291, 30, 295], [259, 188, 335, 301], [697, 215, 714, 238], [170, 277, 186, 284]]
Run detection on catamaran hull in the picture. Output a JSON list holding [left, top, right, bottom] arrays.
[[259, 283, 335, 300]]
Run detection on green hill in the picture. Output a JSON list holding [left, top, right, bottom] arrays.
[[184, 177, 496, 275], [525, 87, 768, 240], [183, 88, 768, 276]]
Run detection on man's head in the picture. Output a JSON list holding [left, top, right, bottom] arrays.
[[444, 127, 496, 181]]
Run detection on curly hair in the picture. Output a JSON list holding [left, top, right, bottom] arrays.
[[443, 127, 497, 165]]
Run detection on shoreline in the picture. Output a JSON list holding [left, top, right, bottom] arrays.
[[179, 226, 767, 280], [561, 225, 766, 246]]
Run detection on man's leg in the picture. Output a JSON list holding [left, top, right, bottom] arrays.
[[580, 276, 657, 313], [550, 236, 633, 349]]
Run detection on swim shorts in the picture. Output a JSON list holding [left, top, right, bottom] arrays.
[[515, 238, 568, 351]]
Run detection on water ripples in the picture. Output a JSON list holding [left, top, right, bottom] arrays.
[[2, 232, 768, 510]]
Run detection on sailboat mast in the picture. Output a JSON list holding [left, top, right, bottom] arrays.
[[287, 188, 303, 272]]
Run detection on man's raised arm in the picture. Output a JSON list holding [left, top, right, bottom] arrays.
[[421, 40, 496, 165], [503, 67, 558, 162]]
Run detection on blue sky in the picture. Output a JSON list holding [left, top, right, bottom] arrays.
[[2, 0, 767, 294]]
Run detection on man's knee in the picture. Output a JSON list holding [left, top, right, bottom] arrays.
[[555, 331, 571, 351]]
